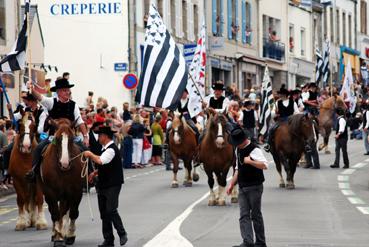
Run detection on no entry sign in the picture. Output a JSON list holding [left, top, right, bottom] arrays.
[[123, 74, 138, 90]]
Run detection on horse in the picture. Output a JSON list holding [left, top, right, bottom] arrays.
[[199, 110, 236, 206], [271, 114, 316, 189], [168, 115, 199, 188], [40, 118, 84, 247], [318, 96, 347, 153], [8, 110, 48, 231]]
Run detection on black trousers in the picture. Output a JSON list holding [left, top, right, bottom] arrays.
[[305, 142, 320, 168], [97, 185, 126, 242], [334, 138, 349, 167], [3, 142, 14, 170]]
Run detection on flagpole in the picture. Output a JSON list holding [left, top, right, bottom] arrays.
[[188, 73, 205, 102], [0, 76, 16, 126], [26, 1, 32, 92]]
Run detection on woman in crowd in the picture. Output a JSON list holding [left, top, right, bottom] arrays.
[[151, 114, 164, 165]]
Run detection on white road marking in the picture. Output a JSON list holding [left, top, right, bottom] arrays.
[[337, 175, 349, 182], [365, 158, 369, 162], [347, 197, 365, 205], [338, 183, 350, 189], [341, 190, 355, 196], [353, 163, 367, 169], [341, 169, 356, 175], [357, 207, 369, 215]]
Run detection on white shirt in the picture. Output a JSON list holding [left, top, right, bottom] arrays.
[[100, 140, 115, 165], [37, 109, 48, 134], [301, 92, 309, 102], [338, 117, 347, 134], [365, 111, 369, 129], [235, 143, 269, 170], [40, 95, 84, 126]]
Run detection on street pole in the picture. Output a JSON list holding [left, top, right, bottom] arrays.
[[26, 1, 31, 89]]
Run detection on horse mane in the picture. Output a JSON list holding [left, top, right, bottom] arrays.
[[288, 114, 305, 135]]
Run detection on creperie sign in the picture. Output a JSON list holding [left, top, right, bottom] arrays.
[[50, 2, 122, 16]]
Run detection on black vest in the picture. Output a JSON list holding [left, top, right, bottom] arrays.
[[209, 96, 225, 109], [178, 99, 189, 114], [97, 143, 124, 189], [336, 116, 348, 140], [49, 98, 76, 122], [308, 91, 318, 101], [237, 143, 265, 188], [242, 109, 256, 128], [89, 131, 102, 155], [278, 99, 294, 118]]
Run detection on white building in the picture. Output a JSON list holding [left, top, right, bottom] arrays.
[[31, 0, 130, 109]]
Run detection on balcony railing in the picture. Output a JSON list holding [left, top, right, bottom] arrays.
[[262, 38, 285, 62]]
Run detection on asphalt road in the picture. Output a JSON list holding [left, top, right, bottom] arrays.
[[1, 138, 369, 247]]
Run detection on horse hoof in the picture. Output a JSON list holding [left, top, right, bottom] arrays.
[[192, 173, 200, 182], [51, 235, 56, 242], [36, 222, 48, 230], [54, 240, 66, 247], [231, 197, 238, 203], [171, 183, 179, 188], [217, 200, 226, 206], [65, 236, 76, 245], [183, 181, 192, 187], [279, 183, 285, 188], [15, 223, 27, 231], [208, 200, 216, 206], [325, 150, 331, 154]]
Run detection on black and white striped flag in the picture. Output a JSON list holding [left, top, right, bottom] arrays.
[[315, 48, 323, 84], [259, 66, 274, 136], [322, 40, 330, 87], [0, 0, 30, 72], [135, 4, 188, 110]]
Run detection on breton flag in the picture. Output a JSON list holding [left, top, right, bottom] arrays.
[[315, 48, 323, 85], [0, 0, 30, 72], [340, 60, 356, 113], [187, 20, 206, 118], [322, 40, 330, 87], [135, 4, 188, 110], [259, 66, 274, 136]]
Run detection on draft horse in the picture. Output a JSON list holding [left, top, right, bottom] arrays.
[[9, 110, 47, 231], [271, 114, 316, 189], [40, 118, 84, 247], [199, 110, 236, 206], [168, 115, 199, 188], [318, 96, 346, 153]]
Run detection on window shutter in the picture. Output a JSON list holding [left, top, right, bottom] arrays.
[[220, 0, 224, 35], [242, 0, 246, 43], [227, 0, 232, 39], [189, 3, 194, 41], [176, 0, 182, 37], [235, 0, 239, 41], [248, 3, 252, 44], [212, 0, 217, 34]]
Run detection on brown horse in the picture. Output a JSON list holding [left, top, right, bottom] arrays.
[[40, 118, 84, 247], [318, 96, 347, 153], [169, 115, 199, 188], [9, 110, 48, 231], [271, 114, 316, 189], [199, 110, 236, 206]]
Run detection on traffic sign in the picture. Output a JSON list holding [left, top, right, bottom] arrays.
[[114, 63, 128, 72], [123, 74, 138, 90]]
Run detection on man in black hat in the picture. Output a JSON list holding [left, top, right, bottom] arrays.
[[330, 108, 349, 169], [25, 78, 89, 181], [227, 127, 268, 247], [203, 81, 230, 113], [83, 126, 127, 247], [303, 82, 319, 116], [242, 99, 258, 143]]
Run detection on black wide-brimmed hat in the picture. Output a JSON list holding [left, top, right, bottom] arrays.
[[229, 127, 249, 147], [50, 78, 74, 92], [277, 87, 289, 96], [308, 82, 317, 88], [91, 121, 104, 130], [95, 126, 117, 137], [21, 92, 37, 101], [212, 82, 225, 91]]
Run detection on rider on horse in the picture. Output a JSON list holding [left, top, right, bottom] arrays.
[[303, 82, 319, 116], [25, 78, 89, 182], [203, 81, 230, 113], [264, 87, 299, 152]]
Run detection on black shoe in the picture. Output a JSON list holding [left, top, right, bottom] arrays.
[[98, 240, 114, 247], [303, 165, 312, 169], [264, 144, 270, 152], [119, 235, 128, 246], [24, 170, 36, 183], [166, 167, 172, 171], [330, 164, 339, 168], [311, 166, 320, 169], [364, 152, 369, 155], [343, 165, 349, 169]]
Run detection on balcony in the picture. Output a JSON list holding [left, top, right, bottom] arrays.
[[262, 38, 285, 62]]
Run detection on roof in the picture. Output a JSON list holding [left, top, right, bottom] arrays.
[[21, 5, 45, 47]]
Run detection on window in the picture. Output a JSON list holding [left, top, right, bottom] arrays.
[[0, 0, 5, 45], [213, 0, 223, 36], [182, 0, 187, 39], [361, 0, 367, 34], [300, 28, 306, 56], [231, 0, 238, 40], [349, 14, 352, 47], [193, 4, 199, 38], [342, 12, 346, 45], [289, 24, 294, 53], [336, 9, 340, 44], [245, 2, 251, 44], [330, 7, 334, 42], [171, 0, 176, 34], [143, 0, 150, 27]]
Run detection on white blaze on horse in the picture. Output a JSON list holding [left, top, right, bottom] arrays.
[[9, 110, 48, 231]]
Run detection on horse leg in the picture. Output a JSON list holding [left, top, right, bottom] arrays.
[[273, 154, 285, 188], [13, 180, 29, 231], [45, 196, 62, 243], [324, 134, 331, 154], [285, 159, 295, 190], [216, 171, 227, 206], [183, 159, 193, 187], [171, 154, 179, 188], [192, 165, 200, 182], [206, 171, 216, 206], [65, 198, 80, 245], [35, 181, 47, 230]]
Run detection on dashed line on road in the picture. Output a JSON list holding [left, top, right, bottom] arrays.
[[338, 161, 369, 215], [125, 168, 164, 181]]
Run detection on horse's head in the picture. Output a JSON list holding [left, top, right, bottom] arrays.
[[171, 115, 185, 144], [289, 114, 316, 148], [334, 95, 347, 110], [52, 118, 75, 170], [18, 111, 36, 153], [207, 111, 228, 149]]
